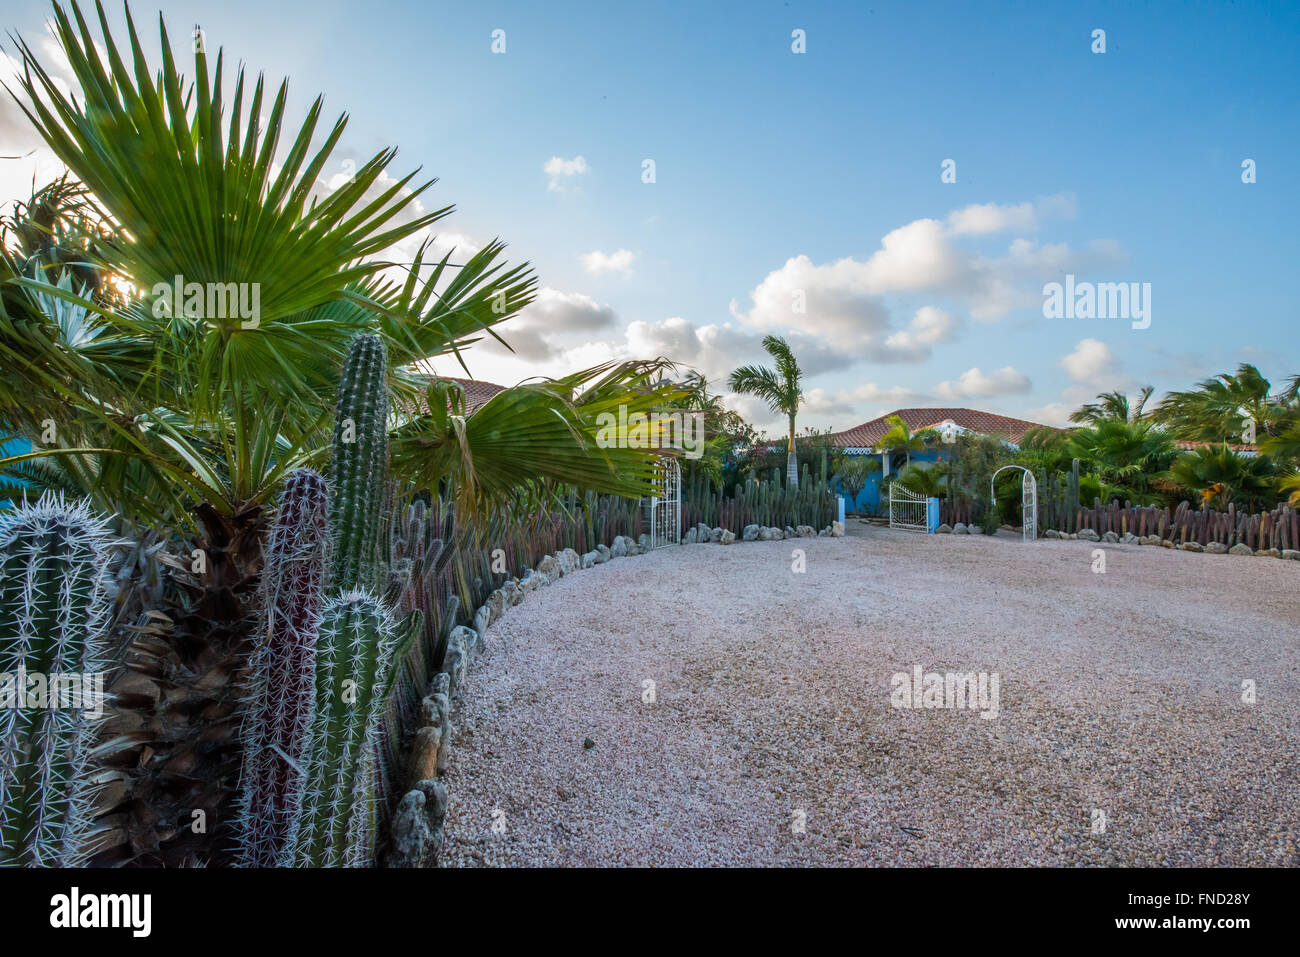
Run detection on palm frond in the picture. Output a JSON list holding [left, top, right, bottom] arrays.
[[9, 0, 442, 423]]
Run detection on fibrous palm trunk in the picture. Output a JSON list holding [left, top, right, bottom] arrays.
[[90, 502, 265, 867]]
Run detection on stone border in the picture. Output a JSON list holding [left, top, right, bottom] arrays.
[[1041, 527, 1300, 559], [933, 522, 1300, 560], [687, 520, 845, 543]]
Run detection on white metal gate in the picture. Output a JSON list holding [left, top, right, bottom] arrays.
[[889, 481, 928, 532], [990, 466, 1038, 543], [646, 456, 681, 549]]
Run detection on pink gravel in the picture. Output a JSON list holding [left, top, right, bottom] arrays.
[[439, 524, 1300, 866]]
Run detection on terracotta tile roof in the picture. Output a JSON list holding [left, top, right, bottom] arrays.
[[829, 408, 1055, 448], [408, 375, 506, 415]]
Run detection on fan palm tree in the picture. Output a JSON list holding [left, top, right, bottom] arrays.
[[1067, 419, 1177, 496], [1069, 386, 1155, 425], [2, 0, 686, 865], [1277, 471, 1300, 508], [1260, 419, 1300, 467], [728, 335, 804, 487], [1159, 444, 1279, 512]]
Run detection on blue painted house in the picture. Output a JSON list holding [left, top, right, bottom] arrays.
[[0, 433, 33, 508], [827, 407, 1052, 513]]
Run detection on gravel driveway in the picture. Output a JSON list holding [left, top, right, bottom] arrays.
[[439, 524, 1300, 866]]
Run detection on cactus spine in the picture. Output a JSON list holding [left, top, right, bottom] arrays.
[[278, 336, 399, 867], [290, 589, 399, 867], [329, 333, 390, 592], [0, 494, 112, 866], [236, 469, 330, 867]]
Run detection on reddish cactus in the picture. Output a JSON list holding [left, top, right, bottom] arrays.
[[236, 468, 330, 867]]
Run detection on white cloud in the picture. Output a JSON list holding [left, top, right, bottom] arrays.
[[729, 252, 961, 363], [1015, 339, 1135, 426], [838, 383, 930, 405], [882, 306, 960, 359], [934, 365, 1032, 400], [800, 387, 858, 418], [945, 193, 1076, 237], [1060, 338, 1118, 385], [0, 48, 77, 221], [478, 287, 617, 361], [732, 200, 1123, 336], [544, 155, 589, 192], [580, 248, 636, 276], [859, 218, 969, 293], [947, 201, 1038, 237], [1017, 402, 1075, 428]]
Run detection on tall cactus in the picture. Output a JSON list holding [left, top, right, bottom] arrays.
[[290, 589, 399, 867], [236, 469, 330, 867], [0, 494, 112, 866], [330, 333, 390, 591]]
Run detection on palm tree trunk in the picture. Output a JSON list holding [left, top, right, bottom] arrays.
[[90, 502, 266, 866], [787, 418, 798, 488]]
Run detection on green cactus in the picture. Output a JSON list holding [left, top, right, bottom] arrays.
[[330, 333, 390, 592], [0, 494, 113, 867], [290, 589, 400, 867]]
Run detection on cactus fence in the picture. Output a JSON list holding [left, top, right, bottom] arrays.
[[1051, 497, 1299, 549], [681, 462, 836, 533], [1033, 460, 1296, 548]]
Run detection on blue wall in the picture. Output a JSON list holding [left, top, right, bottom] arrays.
[[834, 448, 954, 514], [0, 435, 32, 508]]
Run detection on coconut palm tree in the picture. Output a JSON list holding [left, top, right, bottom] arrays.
[[1155, 364, 1294, 442], [728, 335, 804, 487], [1015, 426, 1073, 474], [878, 414, 936, 471], [672, 370, 748, 487], [1069, 386, 1155, 425], [897, 462, 945, 498]]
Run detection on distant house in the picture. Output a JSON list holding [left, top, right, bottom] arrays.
[[1173, 439, 1259, 458], [827, 407, 1055, 512], [407, 374, 506, 415]]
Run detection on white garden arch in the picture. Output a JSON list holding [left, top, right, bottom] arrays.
[[990, 465, 1038, 543], [645, 456, 681, 549]]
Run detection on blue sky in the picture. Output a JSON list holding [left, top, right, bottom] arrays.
[[3, 0, 1298, 435]]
